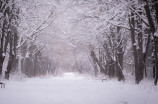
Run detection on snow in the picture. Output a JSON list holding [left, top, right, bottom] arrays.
[[133, 43, 136, 46], [154, 32, 158, 37], [0, 73, 158, 104]]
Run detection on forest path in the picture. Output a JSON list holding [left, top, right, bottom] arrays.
[[0, 73, 158, 104]]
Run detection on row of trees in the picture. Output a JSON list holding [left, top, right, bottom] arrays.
[[0, 0, 58, 80], [1, 0, 158, 85], [0, 0, 18, 79], [66, 0, 158, 85], [91, 0, 158, 85]]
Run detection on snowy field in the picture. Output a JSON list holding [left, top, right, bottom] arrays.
[[0, 73, 158, 104]]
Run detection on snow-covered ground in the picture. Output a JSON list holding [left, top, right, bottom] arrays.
[[0, 73, 158, 104]]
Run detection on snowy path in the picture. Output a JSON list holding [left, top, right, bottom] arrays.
[[0, 73, 158, 104]]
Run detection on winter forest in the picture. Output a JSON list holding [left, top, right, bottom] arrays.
[[0, 0, 158, 104]]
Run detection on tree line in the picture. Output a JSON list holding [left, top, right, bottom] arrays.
[[1, 0, 158, 86], [65, 0, 158, 85], [0, 0, 57, 80], [81, 0, 158, 85]]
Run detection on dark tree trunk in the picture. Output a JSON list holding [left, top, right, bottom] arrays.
[[0, 49, 4, 76], [0, 19, 7, 76], [153, 37, 158, 85], [90, 54, 99, 76], [34, 53, 38, 76], [24, 58, 30, 77], [5, 35, 15, 80], [129, 12, 140, 84], [5, 54, 14, 80], [144, 0, 158, 85], [0, 0, 17, 78], [153, 0, 158, 85], [137, 15, 144, 81], [108, 59, 115, 78], [154, 0, 158, 24]]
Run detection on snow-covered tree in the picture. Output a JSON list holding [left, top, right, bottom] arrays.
[[0, 0, 19, 79]]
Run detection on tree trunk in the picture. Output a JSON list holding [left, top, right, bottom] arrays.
[[154, 0, 158, 24], [153, 37, 158, 85], [90, 50, 107, 75], [108, 59, 115, 78], [116, 27, 125, 81], [5, 35, 15, 80], [34, 53, 38, 76], [153, 0, 158, 86], [129, 12, 140, 84], [90, 54, 99, 76], [24, 57, 30, 77], [144, 0, 158, 85], [137, 15, 144, 81]]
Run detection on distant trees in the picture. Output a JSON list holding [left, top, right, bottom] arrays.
[[71, 0, 128, 81], [68, 0, 158, 85], [1, 0, 158, 85], [21, 49, 57, 77], [15, 0, 58, 78]]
